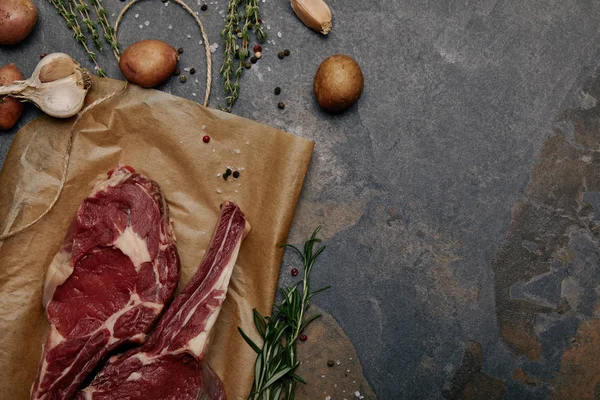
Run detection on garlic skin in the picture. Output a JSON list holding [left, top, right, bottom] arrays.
[[291, 0, 332, 35], [0, 53, 92, 118]]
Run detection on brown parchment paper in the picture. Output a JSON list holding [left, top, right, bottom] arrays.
[[0, 77, 314, 400]]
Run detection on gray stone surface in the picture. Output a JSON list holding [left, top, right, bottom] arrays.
[[4, 0, 600, 399]]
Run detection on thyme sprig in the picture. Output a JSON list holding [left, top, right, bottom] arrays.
[[47, 0, 120, 76], [90, 0, 120, 59], [220, 0, 266, 112], [239, 228, 330, 400]]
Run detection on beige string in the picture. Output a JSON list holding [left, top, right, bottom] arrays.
[[114, 0, 212, 107], [0, 83, 128, 241]]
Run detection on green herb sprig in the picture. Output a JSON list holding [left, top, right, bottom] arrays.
[[47, 0, 120, 76], [239, 228, 330, 400], [220, 0, 266, 112]]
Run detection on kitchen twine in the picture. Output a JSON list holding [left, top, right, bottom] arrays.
[[0, 0, 213, 241], [115, 0, 213, 107], [0, 83, 128, 241]]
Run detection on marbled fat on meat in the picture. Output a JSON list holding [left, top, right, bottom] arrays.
[[30, 166, 180, 400], [77, 201, 249, 400]]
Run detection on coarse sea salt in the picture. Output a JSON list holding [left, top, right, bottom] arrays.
[[168, 24, 173, 29], [187, 34, 192, 39], [139, 24, 143, 29], [277, 31, 282, 38], [144, 21, 150, 26], [135, 13, 139, 18], [216, 188, 222, 193]]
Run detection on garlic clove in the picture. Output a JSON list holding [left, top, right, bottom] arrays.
[[0, 53, 91, 118], [291, 0, 332, 35]]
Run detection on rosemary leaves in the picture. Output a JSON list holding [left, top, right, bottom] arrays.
[[47, 0, 119, 76], [239, 228, 330, 400], [219, 0, 266, 111]]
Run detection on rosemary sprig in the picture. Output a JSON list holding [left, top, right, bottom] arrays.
[[239, 228, 330, 400], [220, 0, 242, 111], [220, 0, 266, 112]]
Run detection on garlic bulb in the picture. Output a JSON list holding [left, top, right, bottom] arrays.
[[291, 0, 332, 35], [0, 53, 92, 118]]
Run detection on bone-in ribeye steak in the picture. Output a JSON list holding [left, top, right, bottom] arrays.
[[77, 201, 249, 400], [30, 166, 180, 400]]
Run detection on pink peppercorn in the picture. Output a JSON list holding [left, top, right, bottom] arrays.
[[203, 135, 210, 143]]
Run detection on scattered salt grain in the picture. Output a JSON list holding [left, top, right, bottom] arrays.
[[234, 149, 241, 154], [325, 397, 331, 400], [239, 167, 244, 171], [202, 125, 206, 130], [164, 1, 169, 5], [195, 79, 199, 83], [277, 31, 282, 38], [168, 24, 173, 29], [209, 43, 219, 53], [192, 93, 196, 97], [135, 13, 139, 18], [267, 66, 271, 72], [217, 173, 221, 177], [139, 24, 143, 29], [199, 40, 203, 45], [266, 24, 271, 30], [216, 188, 222, 194], [187, 34, 192, 39], [144, 21, 150, 26], [353, 380, 356, 383], [111, 12, 115, 17], [245, 140, 250, 145], [347, 369, 350, 373], [336, 360, 341, 365], [184, 67, 191, 72], [354, 391, 361, 398], [320, 375, 325, 379]]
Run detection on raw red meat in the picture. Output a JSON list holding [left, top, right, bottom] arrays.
[[77, 201, 249, 400], [30, 166, 180, 400]]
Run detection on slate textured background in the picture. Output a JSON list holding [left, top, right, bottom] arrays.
[[3, 1, 600, 399]]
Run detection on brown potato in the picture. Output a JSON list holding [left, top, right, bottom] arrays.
[[0, 0, 38, 46], [313, 54, 364, 113], [119, 40, 179, 88], [0, 63, 24, 130]]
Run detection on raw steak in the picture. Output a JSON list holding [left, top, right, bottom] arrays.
[[31, 166, 180, 400], [77, 201, 249, 400]]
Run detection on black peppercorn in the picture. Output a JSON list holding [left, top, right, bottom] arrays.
[[277, 51, 285, 59], [278, 102, 285, 110], [177, 47, 184, 54], [284, 49, 290, 56], [201, 4, 207, 11], [250, 56, 258, 64], [174, 68, 181, 76], [223, 174, 228, 181], [245, 62, 251, 69], [179, 76, 187, 83], [233, 171, 240, 178], [225, 168, 232, 176], [190, 68, 196, 74], [274, 87, 281, 95], [327, 360, 335, 367]]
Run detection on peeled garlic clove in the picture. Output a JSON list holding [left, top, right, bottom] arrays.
[[0, 53, 92, 118], [291, 0, 332, 35]]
